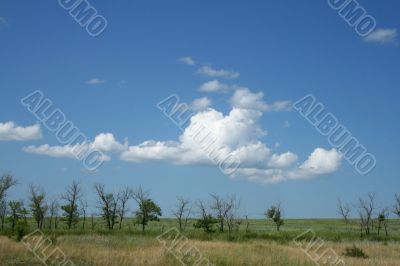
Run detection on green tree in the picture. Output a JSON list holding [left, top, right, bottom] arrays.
[[0, 174, 17, 230], [8, 201, 24, 231], [132, 187, 161, 232], [266, 203, 284, 231], [193, 201, 218, 233], [377, 208, 389, 237], [61, 181, 81, 229], [28, 185, 48, 229]]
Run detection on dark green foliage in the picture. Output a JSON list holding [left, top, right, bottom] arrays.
[[266, 205, 284, 231], [16, 220, 29, 241], [194, 214, 218, 233], [29, 185, 48, 229], [0, 175, 16, 231], [343, 245, 368, 258], [8, 201, 26, 232], [61, 181, 81, 229], [134, 199, 162, 232], [61, 204, 80, 229]]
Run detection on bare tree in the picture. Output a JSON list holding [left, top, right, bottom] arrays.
[[90, 213, 97, 231], [80, 198, 88, 230], [357, 192, 376, 235], [48, 198, 59, 229], [337, 198, 351, 226], [224, 195, 241, 237], [132, 186, 161, 232], [28, 185, 48, 229], [61, 181, 82, 229], [245, 215, 250, 233], [94, 183, 119, 230], [0, 174, 16, 230], [194, 200, 217, 233], [117, 187, 132, 230], [210, 193, 226, 232], [393, 193, 400, 218], [172, 196, 191, 232]]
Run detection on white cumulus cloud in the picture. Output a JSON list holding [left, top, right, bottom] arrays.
[[21, 86, 341, 184], [0, 122, 42, 141], [23, 133, 125, 161], [120, 88, 341, 183]]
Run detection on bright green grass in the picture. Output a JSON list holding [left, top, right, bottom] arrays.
[[3, 217, 400, 243]]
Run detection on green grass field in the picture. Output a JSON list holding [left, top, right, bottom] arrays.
[[1, 218, 400, 265]]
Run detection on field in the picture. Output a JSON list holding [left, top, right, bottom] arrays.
[[1, 218, 400, 265]]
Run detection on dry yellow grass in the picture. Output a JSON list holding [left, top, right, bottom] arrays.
[[1, 235, 400, 265]]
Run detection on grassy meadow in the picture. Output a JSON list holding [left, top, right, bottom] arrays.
[[1, 218, 400, 265]]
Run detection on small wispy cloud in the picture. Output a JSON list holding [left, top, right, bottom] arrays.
[[199, 80, 229, 92], [197, 65, 240, 79], [86, 78, 106, 85], [364, 28, 397, 44], [178, 56, 196, 66], [282, 120, 291, 128], [0, 17, 7, 25]]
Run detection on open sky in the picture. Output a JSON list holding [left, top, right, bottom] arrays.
[[0, 0, 399, 218]]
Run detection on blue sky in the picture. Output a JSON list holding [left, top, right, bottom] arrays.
[[0, 0, 399, 218]]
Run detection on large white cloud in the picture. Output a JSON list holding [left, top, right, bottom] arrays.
[[0, 121, 42, 141], [22, 87, 342, 183], [120, 88, 342, 183]]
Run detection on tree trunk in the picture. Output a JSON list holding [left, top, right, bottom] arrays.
[[91, 216, 95, 231], [82, 214, 86, 230]]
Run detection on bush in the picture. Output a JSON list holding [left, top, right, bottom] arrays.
[[343, 245, 368, 258], [15, 222, 28, 242]]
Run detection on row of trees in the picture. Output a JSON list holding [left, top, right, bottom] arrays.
[[0, 174, 282, 235], [337, 192, 400, 236], [2, 174, 400, 237], [0, 175, 162, 233]]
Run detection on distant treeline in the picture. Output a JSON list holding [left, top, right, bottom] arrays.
[[1, 174, 400, 239]]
